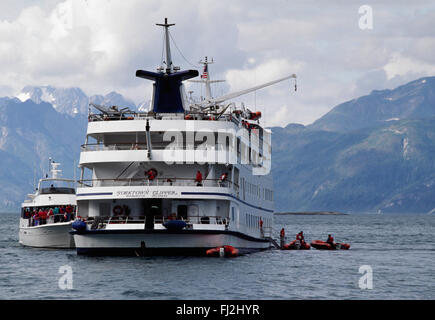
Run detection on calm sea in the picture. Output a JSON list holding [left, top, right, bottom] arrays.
[[0, 212, 433, 300]]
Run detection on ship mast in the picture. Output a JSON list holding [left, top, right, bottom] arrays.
[[156, 18, 176, 74], [136, 18, 198, 113], [189, 56, 225, 100]]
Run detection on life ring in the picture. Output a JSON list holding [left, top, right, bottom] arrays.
[[145, 168, 158, 178], [65, 205, 73, 213], [113, 205, 123, 215]]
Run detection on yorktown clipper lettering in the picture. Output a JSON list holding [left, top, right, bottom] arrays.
[[115, 190, 179, 198]]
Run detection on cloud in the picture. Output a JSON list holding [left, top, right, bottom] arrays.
[[0, 1, 434, 127], [384, 52, 435, 80]]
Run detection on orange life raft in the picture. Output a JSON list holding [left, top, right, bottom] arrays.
[[310, 240, 350, 250], [282, 240, 311, 250], [206, 245, 239, 257]]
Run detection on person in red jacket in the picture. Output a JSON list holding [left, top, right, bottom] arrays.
[[296, 231, 305, 242], [39, 208, 47, 225], [327, 234, 335, 249], [296, 231, 306, 247], [195, 170, 203, 186], [280, 228, 286, 248], [147, 169, 156, 181]]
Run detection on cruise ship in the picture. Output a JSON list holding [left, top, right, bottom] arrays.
[[71, 18, 296, 256], [19, 159, 76, 248]]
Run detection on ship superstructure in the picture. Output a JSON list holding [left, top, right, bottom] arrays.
[[72, 18, 296, 255]]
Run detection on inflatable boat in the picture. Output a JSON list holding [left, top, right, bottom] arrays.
[[310, 240, 350, 250], [282, 240, 311, 250], [206, 245, 239, 257]]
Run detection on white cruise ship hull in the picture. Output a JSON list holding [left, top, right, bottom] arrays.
[[73, 229, 271, 256], [19, 220, 75, 248]]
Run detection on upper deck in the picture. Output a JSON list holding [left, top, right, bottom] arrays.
[[81, 109, 271, 168]]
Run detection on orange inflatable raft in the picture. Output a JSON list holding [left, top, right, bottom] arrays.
[[282, 240, 311, 250], [310, 240, 350, 250], [206, 245, 239, 257]]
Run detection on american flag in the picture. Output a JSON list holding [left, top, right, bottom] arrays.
[[201, 64, 208, 79]]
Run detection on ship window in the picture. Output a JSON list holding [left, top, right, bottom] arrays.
[[178, 205, 188, 219]]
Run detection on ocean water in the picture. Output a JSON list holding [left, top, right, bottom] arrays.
[[0, 212, 433, 300]]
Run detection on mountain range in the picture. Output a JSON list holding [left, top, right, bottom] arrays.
[[272, 77, 435, 213], [1, 77, 435, 213]]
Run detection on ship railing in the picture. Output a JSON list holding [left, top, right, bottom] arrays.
[[153, 215, 229, 225], [87, 111, 237, 123], [26, 213, 75, 227], [77, 177, 237, 189], [80, 142, 232, 152], [83, 215, 229, 230]]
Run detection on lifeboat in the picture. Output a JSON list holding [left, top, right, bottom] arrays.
[[282, 240, 311, 250], [248, 111, 262, 120], [206, 245, 239, 257], [310, 240, 350, 250]]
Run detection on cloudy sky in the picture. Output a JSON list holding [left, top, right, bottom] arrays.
[[0, 0, 434, 126]]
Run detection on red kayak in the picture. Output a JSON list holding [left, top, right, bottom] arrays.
[[310, 240, 350, 250], [282, 240, 311, 250], [206, 245, 239, 257]]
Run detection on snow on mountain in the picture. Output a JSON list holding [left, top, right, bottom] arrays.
[[16, 86, 140, 116]]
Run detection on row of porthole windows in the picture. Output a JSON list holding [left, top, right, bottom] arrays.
[[243, 179, 273, 202]]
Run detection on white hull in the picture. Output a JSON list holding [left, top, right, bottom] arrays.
[[73, 229, 271, 255], [19, 221, 75, 248]]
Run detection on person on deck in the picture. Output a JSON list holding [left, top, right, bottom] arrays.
[[147, 169, 156, 181], [53, 206, 60, 223], [195, 170, 203, 186], [47, 208, 54, 224], [59, 206, 65, 222], [259, 218, 264, 237], [39, 208, 47, 225], [219, 172, 228, 187]]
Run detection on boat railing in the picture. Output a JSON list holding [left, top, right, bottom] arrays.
[[80, 142, 232, 152], [26, 213, 75, 227], [84, 215, 229, 229], [153, 215, 229, 225], [87, 111, 238, 123], [77, 177, 236, 189]]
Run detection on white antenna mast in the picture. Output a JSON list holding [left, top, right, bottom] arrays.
[[188, 56, 225, 100], [50, 161, 62, 179], [156, 18, 177, 74]]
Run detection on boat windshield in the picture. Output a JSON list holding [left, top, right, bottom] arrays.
[[39, 180, 75, 194]]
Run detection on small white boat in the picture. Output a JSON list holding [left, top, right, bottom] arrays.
[[19, 160, 77, 248]]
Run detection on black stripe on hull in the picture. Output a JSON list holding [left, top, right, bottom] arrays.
[[71, 228, 270, 243]]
